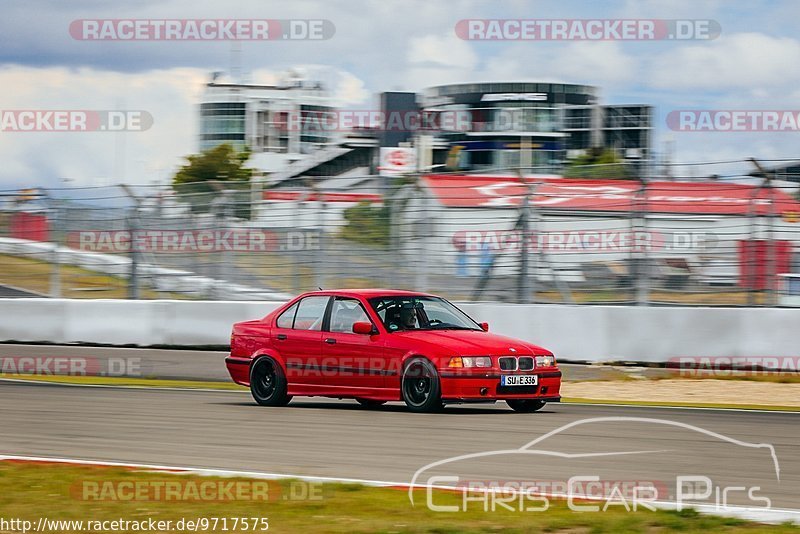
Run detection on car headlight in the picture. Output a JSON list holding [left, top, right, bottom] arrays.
[[448, 356, 492, 368], [535, 355, 556, 368]]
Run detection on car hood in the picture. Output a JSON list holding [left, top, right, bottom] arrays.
[[393, 329, 551, 357]]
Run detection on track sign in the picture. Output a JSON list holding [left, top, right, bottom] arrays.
[[379, 147, 416, 176]]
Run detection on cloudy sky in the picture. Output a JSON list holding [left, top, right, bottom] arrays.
[[0, 0, 798, 189]]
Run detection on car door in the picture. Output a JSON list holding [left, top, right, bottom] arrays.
[[322, 296, 385, 393], [272, 295, 330, 388]]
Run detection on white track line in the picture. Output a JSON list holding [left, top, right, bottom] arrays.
[[0, 454, 398, 486], [1, 454, 798, 525]]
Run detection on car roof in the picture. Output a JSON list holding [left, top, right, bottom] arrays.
[[299, 288, 438, 299]]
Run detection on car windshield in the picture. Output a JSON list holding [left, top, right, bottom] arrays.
[[368, 296, 482, 332]]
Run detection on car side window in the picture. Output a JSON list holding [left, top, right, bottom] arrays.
[[329, 298, 371, 333], [276, 302, 298, 329], [292, 296, 329, 331]]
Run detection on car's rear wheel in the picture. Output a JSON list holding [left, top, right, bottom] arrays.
[[355, 398, 386, 408], [401, 358, 443, 413], [506, 399, 546, 413], [250, 357, 292, 407]]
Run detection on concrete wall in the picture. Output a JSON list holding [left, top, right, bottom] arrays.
[[0, 299, 280, 347], [461, 303, 800, 362], [0, 298, 797, 363]]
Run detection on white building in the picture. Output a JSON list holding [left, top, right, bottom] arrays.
[[199, 76, 338, 175], [400, 174, 800, 285], [254, 188, 383, 230]]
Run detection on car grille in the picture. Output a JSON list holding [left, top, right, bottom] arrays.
[[498, 356, 536, 371], [518, 357, 534, 371], [498, 357, 517, 371]]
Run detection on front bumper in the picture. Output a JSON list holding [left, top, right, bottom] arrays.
[[439, 369, 562, 401]]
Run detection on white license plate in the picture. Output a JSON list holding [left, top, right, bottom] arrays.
[[501, 375, 538, 386]]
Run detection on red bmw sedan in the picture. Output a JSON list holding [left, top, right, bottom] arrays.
[[226, 289, 561, 413]]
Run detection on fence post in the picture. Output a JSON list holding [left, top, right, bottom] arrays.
[[127, 206, 140, 300], [416, 183, 429, 294], [746, 183, 759, 306], [291, 195, 302, 294], [518, 180, 530, 304], [315, 190, 326, 290], [119, 184, 141, 300], [221, 190, 233, 295], [47, 200, 61, 298], [766, 175, 776, 306], [636, 181, 650, 306], [530, 182, 541, 304], [386, 178, 401, 288], [210, 194, 223, 299]]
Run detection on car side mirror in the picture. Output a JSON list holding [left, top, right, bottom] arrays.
[[352, 321, 376, 335], [479, 322, 489, 332]]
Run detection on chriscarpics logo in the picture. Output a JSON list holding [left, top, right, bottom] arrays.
[[408, 417, 780, 517]]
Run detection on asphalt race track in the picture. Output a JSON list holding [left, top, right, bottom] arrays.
[[1, 381, 798, 512]]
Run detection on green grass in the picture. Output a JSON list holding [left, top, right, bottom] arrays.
[[0, 462, 795, 533], [0, 253, 186, 299]]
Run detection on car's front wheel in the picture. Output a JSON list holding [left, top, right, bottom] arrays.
[[250, 357, 292, 407], [506, 399, 546, 413], [401, 358, 443, 413]]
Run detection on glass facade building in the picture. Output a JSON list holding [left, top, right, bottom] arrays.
[[200, 102, 247, 151], [419, 82, 651, 173]]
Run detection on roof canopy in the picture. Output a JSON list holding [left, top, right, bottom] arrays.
[[422, 174, 800, 216]]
